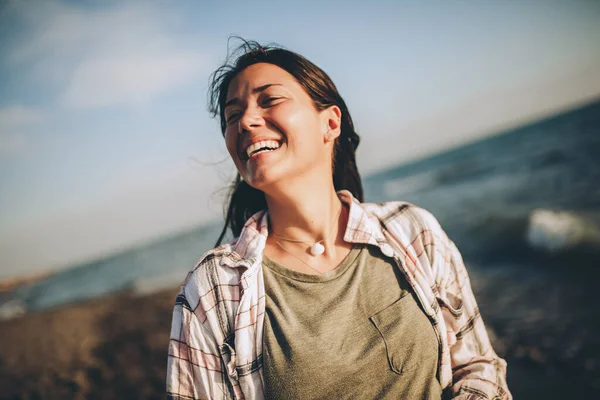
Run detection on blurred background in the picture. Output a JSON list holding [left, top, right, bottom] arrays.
[[1, 0, 599, 398]]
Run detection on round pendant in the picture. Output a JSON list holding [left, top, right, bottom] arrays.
[[310, 242, 325, 256]]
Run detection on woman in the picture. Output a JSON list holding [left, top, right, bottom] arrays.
[[167, 40, 511, 400]]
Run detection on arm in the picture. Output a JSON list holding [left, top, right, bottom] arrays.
[[437, 237, 511, 399], [166, 288, 232, 400], [409, 206, 511, 399]]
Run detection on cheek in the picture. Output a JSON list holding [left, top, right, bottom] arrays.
[[224, 131, 239, 160], [271, 103, 319, 140]]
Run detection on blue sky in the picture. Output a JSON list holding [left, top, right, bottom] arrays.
[[1, 0, 600, 278]]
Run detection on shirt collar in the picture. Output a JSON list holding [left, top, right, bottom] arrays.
[[222, 190, 387, 274]]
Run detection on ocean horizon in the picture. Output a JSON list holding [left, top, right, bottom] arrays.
[[2, 98, 600, 317]]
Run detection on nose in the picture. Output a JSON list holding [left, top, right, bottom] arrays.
[[238, 108, 265, 134]]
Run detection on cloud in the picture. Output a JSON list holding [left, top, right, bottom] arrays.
[[5, 1, 208, 109], [0, 132, 27, 157], [62, 53, 205, 109], [0, 106, 43, 129], [0, 106, 43, 157]]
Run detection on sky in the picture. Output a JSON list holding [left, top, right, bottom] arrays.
[[1, 0, 600, 279]]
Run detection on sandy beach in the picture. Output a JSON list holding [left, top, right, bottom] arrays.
[[0, 288, 177, 400]]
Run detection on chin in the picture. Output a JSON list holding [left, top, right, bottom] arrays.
[[244, 172, 284, 194], [240, 162, 282, 188], [246, 177, 275, 192]]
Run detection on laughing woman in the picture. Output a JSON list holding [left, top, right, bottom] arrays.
[[166, 40, 511, 400]]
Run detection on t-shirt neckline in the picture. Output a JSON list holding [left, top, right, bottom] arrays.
[[262, 245, 364, 283]]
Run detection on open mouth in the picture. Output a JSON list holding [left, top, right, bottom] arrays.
[[243, 140, 282, 161]]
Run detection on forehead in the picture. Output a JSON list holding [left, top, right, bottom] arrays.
[[226, 63, 298, 98]]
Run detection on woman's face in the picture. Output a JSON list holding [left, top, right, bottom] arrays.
[[223, 63, 338, 191]]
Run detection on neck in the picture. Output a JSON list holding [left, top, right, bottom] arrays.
[[264, 172, 345, 247]]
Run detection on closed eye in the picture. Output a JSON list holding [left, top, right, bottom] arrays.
[[225, 112, 241, 125], [262, 97, 283, 107], [225, 97, 283, 125]]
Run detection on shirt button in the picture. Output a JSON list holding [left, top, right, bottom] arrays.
[[381, 244, 394, 257]]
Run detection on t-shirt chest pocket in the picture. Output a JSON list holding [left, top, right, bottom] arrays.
[[369, 292, 439, 374]]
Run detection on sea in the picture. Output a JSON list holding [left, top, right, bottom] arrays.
[[2, 99, 600, 396]]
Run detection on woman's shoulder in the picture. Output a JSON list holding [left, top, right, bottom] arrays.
[[360, 199, 446, 236], [361, 200, 454, 282], [178, 240, 242, 303]]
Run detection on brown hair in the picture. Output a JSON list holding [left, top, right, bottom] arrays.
[[209, 39, 363, 246]]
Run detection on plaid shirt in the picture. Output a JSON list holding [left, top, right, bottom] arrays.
[[167, 190, 511, 399]]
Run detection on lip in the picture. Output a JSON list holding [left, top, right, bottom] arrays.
[[246, 145, 281, 162], [239, 136, 283, 161]]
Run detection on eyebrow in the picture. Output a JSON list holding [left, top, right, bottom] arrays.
[[224, 84, 283, 109]]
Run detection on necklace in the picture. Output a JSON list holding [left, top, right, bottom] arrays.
[[271, 205, 342, 256], [274, 240, 325, 274]]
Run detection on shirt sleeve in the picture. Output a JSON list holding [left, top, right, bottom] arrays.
[[436, 235, 512, 399], [166, 287, 232, 400]]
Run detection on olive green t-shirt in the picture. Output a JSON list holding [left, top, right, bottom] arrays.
[[262, 244, 442, 399]]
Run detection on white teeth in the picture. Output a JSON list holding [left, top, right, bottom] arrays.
[[245, 140, 281, 158]]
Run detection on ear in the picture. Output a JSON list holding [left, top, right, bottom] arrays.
[[321, 105, 342, 143]]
